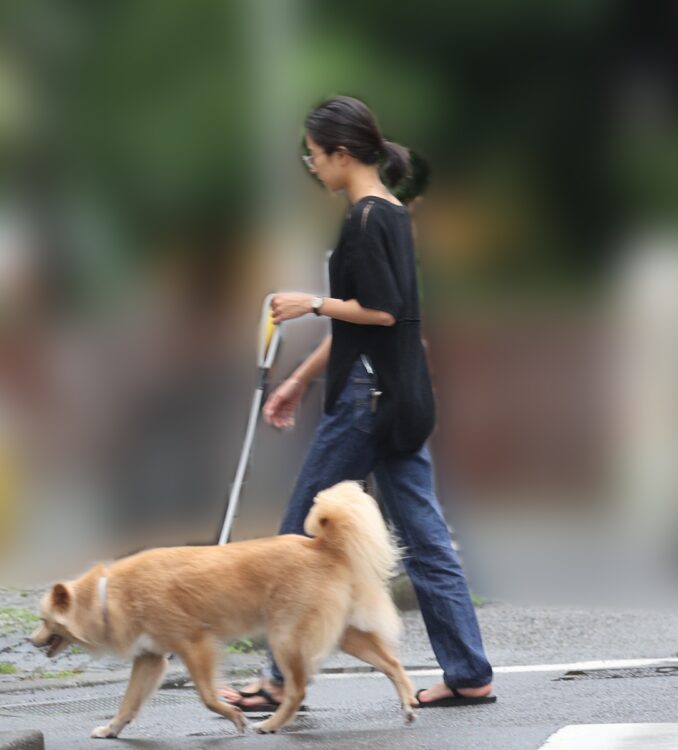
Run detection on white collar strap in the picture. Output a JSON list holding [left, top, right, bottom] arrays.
[[98, 575, 108, 629]]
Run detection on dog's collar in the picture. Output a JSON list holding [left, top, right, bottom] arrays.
[[98, 575, 108, 630]]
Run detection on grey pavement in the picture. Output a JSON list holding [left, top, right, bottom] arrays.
[[1, 582, 677, 749], [0, 732, 43, 750], [1, 664, 677, 749]]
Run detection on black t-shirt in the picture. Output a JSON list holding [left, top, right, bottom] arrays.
[[325, 196, 436, 455]]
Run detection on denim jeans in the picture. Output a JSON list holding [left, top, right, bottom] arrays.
[[265, 358, 493, 690]]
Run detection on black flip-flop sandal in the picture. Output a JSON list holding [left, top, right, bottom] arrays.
[[236, 686, 266, 698], [234, 687, 280, 712], [230, 687, 308, 713], [415, 687, 497, 708]]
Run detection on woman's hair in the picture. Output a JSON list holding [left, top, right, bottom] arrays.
[[304, 95, 411, 187]]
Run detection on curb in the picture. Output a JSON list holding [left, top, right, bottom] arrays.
[[0, 661, 439, 697], [0, 667, 188, 695], [0, 732, 44, 750]]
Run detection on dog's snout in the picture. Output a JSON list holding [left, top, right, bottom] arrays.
[[28, 622, 51, 648]]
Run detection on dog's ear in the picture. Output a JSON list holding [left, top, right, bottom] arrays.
[[49, 582, 95, 646], [51, 583, 72, 613]]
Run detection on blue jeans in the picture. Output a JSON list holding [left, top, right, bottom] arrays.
[[266, 358, 493, 690]]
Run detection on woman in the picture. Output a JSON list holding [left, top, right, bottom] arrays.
[[222, 95, 495, 710]]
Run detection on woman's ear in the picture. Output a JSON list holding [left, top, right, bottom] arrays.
[[336, 146, 351, 164]]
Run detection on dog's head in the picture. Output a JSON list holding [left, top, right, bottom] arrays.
[[30, 581, 94, 658]]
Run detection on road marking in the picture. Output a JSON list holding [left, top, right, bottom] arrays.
[[539, 723, 678, 749], [320, 656, 678, 680]]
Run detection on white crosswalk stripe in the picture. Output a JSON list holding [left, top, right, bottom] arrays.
[[539, 723, 678, 749]]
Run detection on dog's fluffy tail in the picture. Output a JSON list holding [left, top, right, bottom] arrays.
[[305, 481, 402, 643], [305, 481, 400, 582]]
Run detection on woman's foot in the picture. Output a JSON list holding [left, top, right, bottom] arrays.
[[416, 682, 493, 705], [218, 678, 285, 708]]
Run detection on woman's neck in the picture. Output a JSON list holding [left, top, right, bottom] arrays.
[[343, 164, 399, 206]]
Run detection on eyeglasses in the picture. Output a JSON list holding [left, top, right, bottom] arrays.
[[302, 146, 349, 170]]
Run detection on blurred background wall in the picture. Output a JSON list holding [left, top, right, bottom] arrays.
[[0, 0, 676, 604]]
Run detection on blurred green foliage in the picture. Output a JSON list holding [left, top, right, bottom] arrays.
[[0, 0, 676, 302], [0, 605, 40, 634]]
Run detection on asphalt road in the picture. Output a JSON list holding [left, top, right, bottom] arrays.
[[2, 659, 677, 749], [2, 600, 677, 749]]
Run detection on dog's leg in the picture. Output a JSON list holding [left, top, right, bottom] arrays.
[[252, 647, 307, 734], [340, 627, 417, 723], [91, 653, 168, 738], [177, 636, 247, 734]]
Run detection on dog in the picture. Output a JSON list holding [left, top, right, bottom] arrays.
[[31, 480, 417, 736]]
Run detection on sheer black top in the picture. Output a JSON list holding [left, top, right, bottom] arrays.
[[325, 196, 435, 455]]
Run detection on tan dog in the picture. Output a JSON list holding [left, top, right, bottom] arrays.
[[31, 481, 417, 736]]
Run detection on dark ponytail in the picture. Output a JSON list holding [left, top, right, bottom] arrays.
[[380, 139, 411, 188], [305, 95, 412, 188]]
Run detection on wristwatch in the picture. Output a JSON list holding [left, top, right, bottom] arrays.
[[311, 296, 324, 316]]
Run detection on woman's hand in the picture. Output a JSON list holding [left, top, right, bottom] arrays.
[[263, 377, 307, 429], [270, 293, 313, 324]]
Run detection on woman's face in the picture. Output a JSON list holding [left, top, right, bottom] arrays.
[[304, 134, 349, 192]]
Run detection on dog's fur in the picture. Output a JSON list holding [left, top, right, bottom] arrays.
[[31, 481, 416, 736]]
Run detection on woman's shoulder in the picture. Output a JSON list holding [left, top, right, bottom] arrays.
[[345, 196, 409, 235]]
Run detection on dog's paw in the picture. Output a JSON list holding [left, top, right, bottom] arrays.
[[253, 719, 278, 734], [231, 709, 248, 734], [91, 724, 118, 739], [403, 706, 417, 725]]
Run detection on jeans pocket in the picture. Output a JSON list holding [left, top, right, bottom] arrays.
[[352, 380, 377, 434]]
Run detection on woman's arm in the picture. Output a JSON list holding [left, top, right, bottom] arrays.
[[290, 334, 331, 384], [271, 292, 396, 327], [262, 334, 331, 429]]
